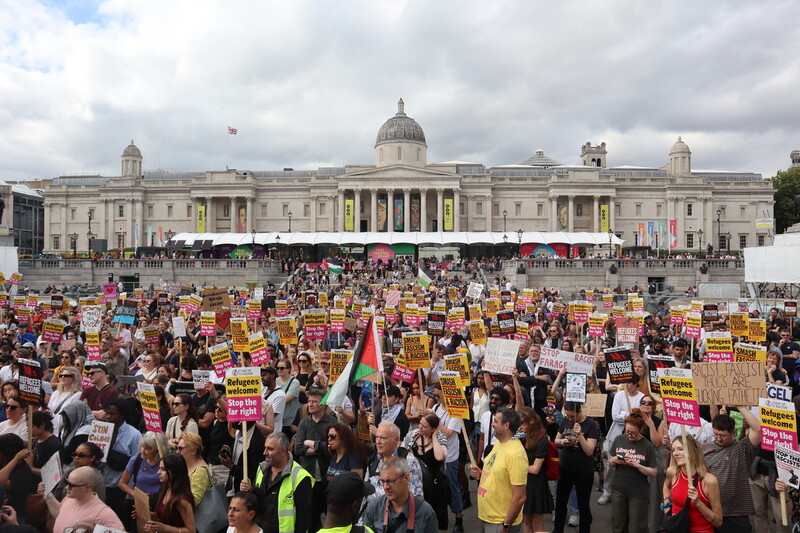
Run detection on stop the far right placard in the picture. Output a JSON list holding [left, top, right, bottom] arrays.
[[692, 361, 765, 406]]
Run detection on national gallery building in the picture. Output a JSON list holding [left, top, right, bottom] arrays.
[[42, 99, 773, 259]]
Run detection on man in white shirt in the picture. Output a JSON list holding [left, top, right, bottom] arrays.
[[260, 366, 285, 435]]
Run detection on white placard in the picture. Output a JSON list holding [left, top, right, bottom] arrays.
[[776, 445, 800, 489], [538, 347, 595, 375], [466, 283, 484, 299], [482, 338, 521, 375], [88, 420, 116, 462], [192, 369, 211, 391], [566, 373, 587, 403], [172, 316, 186, 338], [41, 451, 63, 496]]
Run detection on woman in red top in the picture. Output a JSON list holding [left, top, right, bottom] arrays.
[[143, 453, 195, 533], [663, 435, 722, 533]]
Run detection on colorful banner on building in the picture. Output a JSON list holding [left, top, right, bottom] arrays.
[[377, 198, 388, 232], [600, 205, 609, 233], [657, 220, 667, 250], [647, 221, 655, 248], [393, 198, 404, 231], [637, 223, 646, 246], [410, 196, 421, 231], [443, 199, 454, 231], [557, 203, 567, 231], [345, 199, 355, 231], [669, 219, 678, 249], [197, 206, 206, 232]]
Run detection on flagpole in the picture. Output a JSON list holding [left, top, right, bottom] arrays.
[[226, 128, 229, 170]]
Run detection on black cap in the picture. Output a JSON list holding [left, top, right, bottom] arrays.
[[87, 363, 109, 374], [659, 326, 670, 332], [326, 471, 374, 507], [386, 385, 402, 398], [261, 365, 277, 376]]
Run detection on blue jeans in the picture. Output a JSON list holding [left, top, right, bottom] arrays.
[[445, 460, 464, 514]]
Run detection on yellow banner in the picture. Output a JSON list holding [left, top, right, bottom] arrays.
[[748, 319, 767, 342], [345, 199, 355, 231], [729, 313, 750, 337], [439, 372, 470, 419], [600, 205, 609, 233], [444, 354, 470, 387], [197, 205, 206, 233], [443, 198, 454, 231], [402, 332, 431, 370], [468, 320, 487, 345], [229, 318, 250, 353], [277, 318, 298, 345]]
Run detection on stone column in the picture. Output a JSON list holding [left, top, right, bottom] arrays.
[[247, 197, 254, 232], [550, 196, 558, 231], [453, 189, 460, 232], [207, 198, 215, 233], [126, 199, 133, 247], [568, 195, 575, 232], [328, 195, 335, 232], [436, 189, 444, 232], [230, 197, 237, 232], [370, 189, 378, 232], [466, 195, 474, 232], [102, 199, 110, 241], [608, 196, 616, 234], [309, 196, 317, 232], [703, 197, 712, 244], [677, 198, 685, 248], [420, 189, 428, 232], [338, 190, 345, 232], [60, 202, 67, 252], [354, 188, 361, 232], [384, 192, 390, 231], [485, 194, 492, 231], [192, 198, 199, 232], [403, 189, 411, 232], [593, 195, 600, 232], [666, 196, 675, 248]]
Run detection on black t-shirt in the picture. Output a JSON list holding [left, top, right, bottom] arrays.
[[192, 391, 217, 441], [33, 434, 63, 471], [610, 434, 657, 497], [558, 416, 600, 472]]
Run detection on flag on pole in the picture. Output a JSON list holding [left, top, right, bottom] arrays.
[[228, 126, 238, 135], [418, 259, 435, 288], [322, 259, 343, 274], [320, 315, 383, 407]]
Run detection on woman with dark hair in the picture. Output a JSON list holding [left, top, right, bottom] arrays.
[[325, 423, 367, 480], [561, 339, 574, 353], [0, 381, 20, 423], [227, 490, 263, 533], [0, 395, 27, 440], [609, 412, 657, 533], [0, 434, 36, 524], [520, 407, 553, 533], [403, 412, 450, 530], [166, 393, 199, 449], [143, 453, 195, 533], [40, 441, 107, 501], [30, 411, 63, 480], [154, 384, 171, 430]]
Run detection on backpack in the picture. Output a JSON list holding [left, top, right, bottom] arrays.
[[545, 439, 560, 481]]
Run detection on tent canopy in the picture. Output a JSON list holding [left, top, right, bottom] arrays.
[[168, 231, 625, 247]]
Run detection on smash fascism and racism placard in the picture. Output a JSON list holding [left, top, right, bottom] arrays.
[[225, 367, 263, 422], [402, 332, 431, 370], [229, 318, 250, 353], [734, 342, 767, 365], [760, 397, 798, 452], [468, 320, 487, 345], [329, 349, 353, 383], [439, 372, 470, 419], [658, 367, 701, 427], [692, 362, 765, 406], [444, 353, 470, 387], [604, 347, 634, 385], [276, 318, 298, 345]]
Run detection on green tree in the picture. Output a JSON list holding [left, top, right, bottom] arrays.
[[771, 166, 800, 233]]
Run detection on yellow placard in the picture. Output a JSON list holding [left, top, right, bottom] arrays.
[[468, 320, 487, 345], [276, 318, 298, 345], [439, 372, 470, 419], [444, 354, 470, 387], [329, 349, 353, 384], [230, 318, 250, 353], [729, 313, 750, 337], [402, 332, 431, 370], [748, 319, 767, 342]]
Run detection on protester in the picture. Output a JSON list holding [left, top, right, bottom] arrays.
[[663, 436, 723, 532], [46, 465, 124, 532], [519, 407, 553, 533], [141, 452, 196, 533], [0, 435, 36, 524], [363, 456, 438, 533], [227, 490, 264, 533], [325, 421, 368, 479], [0, 396, 27, 440], [177, 431, 212, 505], [319, 471, 375, 533]]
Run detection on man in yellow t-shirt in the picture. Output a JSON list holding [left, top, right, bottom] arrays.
[[470, 407, 528, 533]]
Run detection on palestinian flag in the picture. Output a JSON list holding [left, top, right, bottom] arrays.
[[322, 259, 343, 274], [417, 259, 434, 288], [320, 314, 383, 407]]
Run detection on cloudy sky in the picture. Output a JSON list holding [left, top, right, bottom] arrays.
[[2, 0, 799, 181]]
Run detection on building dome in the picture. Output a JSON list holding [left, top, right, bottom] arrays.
[[669, 136, 691, 155], [521, 148, 562, 167], [375, 99, 427, 147], [122, 139, 142, 158]]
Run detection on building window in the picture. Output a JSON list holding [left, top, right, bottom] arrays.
[[476, 202, 483, 215], [417, 148, 421, 162], [397, 147, 402, 160], [537, 204, 543, 216], [380, 149, 384, 163], [167, 205, 173, 217], [758, 234, 765, 246], [615, 204, 620, 217], [52, 235, 60, 250], [719, 206, 726, 218], [576, 204, 583, 216], [635, 204, 642, 216], [223, 205, 230, 217], [282, 204, 288, 217], [186, 205, 192, 217], [740, 206, 746, 218], [492, 204, 499, 216], [515, 203, 522, 216], [319, 202, 326, 216], [459, 202, 465, 216], [303, 204, 310, 217], [686, 234, 694, 249], [70, 208, 76, 220], [118, 233, 125, 249], [147, 205, 153, 217], [739, 235, 747, 249], [118, 204, 124, 218], [261, 204, 267, 217], [687, 203, 693, 216], [719, 234, 727, 250], [656, 204, 662, 217]]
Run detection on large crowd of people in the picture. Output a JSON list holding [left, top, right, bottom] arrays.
[[0, 261, 796, 533]]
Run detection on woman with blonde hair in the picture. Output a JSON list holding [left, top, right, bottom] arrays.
[[48, 366, 82, 432], [176, 431, 211, 506], [662, 435, 722, 533]]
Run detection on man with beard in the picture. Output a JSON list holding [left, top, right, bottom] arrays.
[[516, 344, 554, 419], [259, 365, 285, 436], [476, 387, 510, 466]]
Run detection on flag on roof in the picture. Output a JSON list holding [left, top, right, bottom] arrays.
[[322, 259, 343, 274], [417, 259, 434, 288], [320, 314, 383, 407], [228, 126, 238, 135]]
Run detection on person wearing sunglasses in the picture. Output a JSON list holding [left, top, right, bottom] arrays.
[[0, 396, 27, 441], [40, 442, 107, 502], [48, 367, 83, 433], [166, 393, 200, 450], [78, 363, 119, 420], [48, 466, 124, 533]]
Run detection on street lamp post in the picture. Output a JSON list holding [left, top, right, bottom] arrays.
[[288, 211, 293, 232], [502, 233, 508, 258], [517, 228, 523, 257], [275, 234, 281, 260], [87, 211, 93, 253], [251, 228, 256, 258], [70, 233, 78, 257], [698, 229, 703, 254], [608, 229, 613, 258], [716, 208, 721, 254], [502, 209, 507, 233]]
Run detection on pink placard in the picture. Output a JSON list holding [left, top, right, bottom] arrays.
[[391, 363, 416, 383]]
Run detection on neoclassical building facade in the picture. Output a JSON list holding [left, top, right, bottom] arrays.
[[42, 99, 773, 254]]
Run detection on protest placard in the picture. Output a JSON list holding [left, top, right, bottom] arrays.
[[18, 358, 42, 407], [138, 383, 162, 433], [202, 288, 230, 312], [248, 332, 270, 366], [482, 338, 520, 375], [602, 294, 614, 308], [615, 317, 640, 344], [427, 312, 446, 336], [729, 313, 750, 337], [143, 325, 161, 346], [647, 355, 674, 394], [776, 445, 800, 489], [276, 317, 298, 345], [537, 347, 595, 375], [85, 331, 101, 361], [734, 342, 767, 364], [566, 373, 587, 403], [786, 301, 797, 318], [604, 347, 634, 384], [704, 332, 733, 362], [200, 311, 216, 336], [172, 316, 186, 338], [209, 342, 233, 378], [225, 367, 262, 422], [112, 299, 137, 325], [749, 319, 767, 342], [692, 361, 765, 406], [391, 362, 416, 383], [760, 397, 798, 451], [230, 318, 250, 353], [497, 310, 515, 335], [444, 353, 470, 387], [588, 313, 605, 337], [485, 298, 499, 318], [404, 303, 420, 326], [329, 349, 353, 383], [468, 320, 487, 345], [41, 452, 63, 496], [402, 332, 431, 370], [439, 372, 470, 419], [466, 282, 484, 299], [573, 303, 591, 323], [302, 310, 327, 340], [658, 367, 701, 427], [684, 312, 703, 338], [513, 321, 529, 342], [40, 319, 65, 344], [767, 383, 793, 403], [583, 393, 608, 417], [192, 370, 211, 391], [88, 420, 116, 461]]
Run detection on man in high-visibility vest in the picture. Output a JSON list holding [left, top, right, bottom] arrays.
[[240, 431, 314, 533]]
